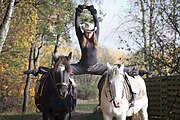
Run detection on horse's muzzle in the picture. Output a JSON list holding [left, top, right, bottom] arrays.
[[113, 98, 121, 108], [58, 89, 68, 98]]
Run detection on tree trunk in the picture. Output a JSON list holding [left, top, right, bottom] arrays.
[[51, 34, 61, 66], [22, 43, 35, 113], [139, 0, 147, 69], [54, 34, 61, 54], [148, 0, 155, 72], [0, 0, 16, 54], [33, 34, 44, 69]]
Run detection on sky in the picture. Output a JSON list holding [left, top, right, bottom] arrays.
[[97, 0, 129, 49], [71, 0, 133, 52]]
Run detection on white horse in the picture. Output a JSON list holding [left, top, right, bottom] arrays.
[[100, 63, 148, 120]]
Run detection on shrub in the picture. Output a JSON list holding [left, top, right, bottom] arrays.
[[77, 86, 98, 100]]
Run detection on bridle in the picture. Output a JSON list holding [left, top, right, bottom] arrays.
[[51, 64, 71, 99], [104, 72, 125, 108]]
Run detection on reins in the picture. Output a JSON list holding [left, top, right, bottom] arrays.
[[51, 68, 70, 98], [40, 70, 52, 97], [104, 73, 125, 105]]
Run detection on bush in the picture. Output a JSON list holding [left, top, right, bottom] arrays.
[[77, 86, 98, 100]]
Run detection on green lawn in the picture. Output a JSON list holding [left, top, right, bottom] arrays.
[[75, 99, 98, 112], [0, 99, 103, 120], [75, 99, 103, 120], [0, 113, 41, 120]]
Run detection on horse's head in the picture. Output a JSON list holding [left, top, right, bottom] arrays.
[[52, 52, 72, 98], [105, 62, 125, 108]]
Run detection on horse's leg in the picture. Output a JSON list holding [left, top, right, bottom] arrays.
[[64, 112, 71, 120], [102, 113, 113, 120], [43, 110, 53, 120], [116, 114, 126, 120], [139, 104, 148, 120]]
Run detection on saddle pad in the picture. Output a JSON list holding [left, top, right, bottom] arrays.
[[123, 80, 132, 102], [125, 73, 145, 100], [125, 72, 140, 93]]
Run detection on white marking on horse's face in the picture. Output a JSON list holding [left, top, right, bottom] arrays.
[[60, 66, 65, 71]]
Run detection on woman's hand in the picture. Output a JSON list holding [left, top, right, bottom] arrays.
[[76, 4, 86, 12], [86, 5, 97, 14]]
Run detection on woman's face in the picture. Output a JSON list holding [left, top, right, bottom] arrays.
[[84, 31, 94, 39]]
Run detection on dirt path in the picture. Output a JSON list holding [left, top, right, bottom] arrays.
[[31, 112, 92, 120]]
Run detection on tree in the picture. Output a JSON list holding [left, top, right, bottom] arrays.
[[116, 0, 180, 76], [0, 0, 16, 53], [22, 43, 35, 113], [0, 0, 77, 112]]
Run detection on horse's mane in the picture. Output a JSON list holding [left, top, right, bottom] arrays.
[[54, 56, 72, 74]]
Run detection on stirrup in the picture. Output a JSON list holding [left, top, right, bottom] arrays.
[[36, 104, 42, 113], [96, 105, 101, 112], [129, 102, 134, 108], [129, 98, 135, 108]]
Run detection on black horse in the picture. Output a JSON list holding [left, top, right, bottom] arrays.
[[35, 52, 74, 120]]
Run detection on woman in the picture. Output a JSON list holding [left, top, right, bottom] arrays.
[[70, 5, 107, 75]]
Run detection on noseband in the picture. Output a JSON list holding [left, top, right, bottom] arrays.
[[50, 64, 71, 98], [105, 73, 125, 107]]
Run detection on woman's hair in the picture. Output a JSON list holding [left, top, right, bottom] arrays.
[[82, 33, 98, 48]]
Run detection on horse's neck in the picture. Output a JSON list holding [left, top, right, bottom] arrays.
[[44, 71, 56, 90]]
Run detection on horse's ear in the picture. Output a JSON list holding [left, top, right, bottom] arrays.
[[67, 52, 72, 61], [107, 62, 112, 71], [119, 64, 124, 73], [52, 53, 59, 63]]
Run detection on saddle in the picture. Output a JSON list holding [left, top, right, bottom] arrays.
[[34, 75, 47, 112], [124, 72, 145, 102], [34, 74, 46, 99]]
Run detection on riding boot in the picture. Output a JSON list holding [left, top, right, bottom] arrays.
[[139, 70, 151, 76], [24, 68, 39, 76]]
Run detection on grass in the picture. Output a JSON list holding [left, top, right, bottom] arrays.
[[75, 99, 104, 120], [0, 99, 102, 120], [0, 113, 41, 120], [75, 99, 98, 112]]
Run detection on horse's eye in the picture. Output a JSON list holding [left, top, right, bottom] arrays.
[[109, 81, 112, 84]]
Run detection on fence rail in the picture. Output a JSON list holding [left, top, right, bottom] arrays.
[[145, 76, 180, 120]]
